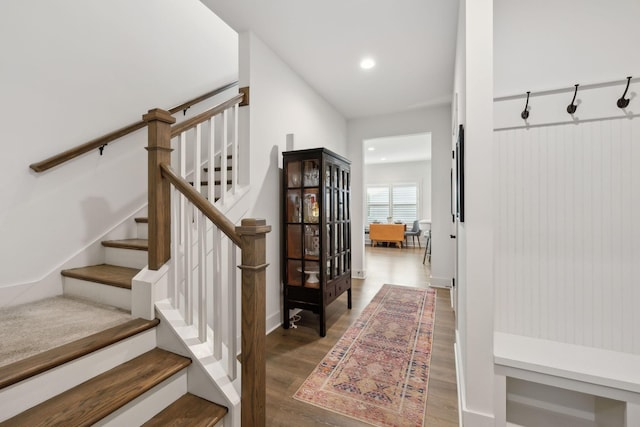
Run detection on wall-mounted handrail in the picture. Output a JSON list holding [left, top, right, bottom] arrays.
[[159, 163, 242, 247], [29, 81, 239, 173]]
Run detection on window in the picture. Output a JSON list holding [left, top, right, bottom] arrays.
[[366, 184, 418, 224], [367, 186, 390, 223]]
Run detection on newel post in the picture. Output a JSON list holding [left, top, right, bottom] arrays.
[[236, 218, 271, 427], [143, 108, 176, 270]]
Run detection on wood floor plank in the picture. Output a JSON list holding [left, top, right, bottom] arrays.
[[0, 348, 190, 427], [0, 318, 159, 390], [265, 246, 459, 426], [61, 264, 139, 289], [142, 393, 227, 427]]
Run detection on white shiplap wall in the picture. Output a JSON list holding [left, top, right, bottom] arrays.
[[494, 118, 640, 354]]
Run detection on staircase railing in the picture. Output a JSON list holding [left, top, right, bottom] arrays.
[[29, 81, 240, 172], [143, 89, 269, 427]]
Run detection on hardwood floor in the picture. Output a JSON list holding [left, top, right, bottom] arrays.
[[265, 246, 459, 426]]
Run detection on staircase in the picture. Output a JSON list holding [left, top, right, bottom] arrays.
[[4, 88, 268, 426], [0, 216, 228, 426]]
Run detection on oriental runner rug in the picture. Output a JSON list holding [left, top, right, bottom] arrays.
[[294, 284, 436, 427]]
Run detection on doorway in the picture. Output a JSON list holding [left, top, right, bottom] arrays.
[[363, 132, 432, 248]]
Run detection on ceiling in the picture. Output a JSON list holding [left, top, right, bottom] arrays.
[[364, 133, 431, 165], [202, 0, 460, 119]]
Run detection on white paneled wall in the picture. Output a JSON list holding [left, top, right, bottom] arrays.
[[494, 118, 640, 353]]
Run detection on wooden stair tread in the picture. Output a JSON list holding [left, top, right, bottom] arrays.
[[134, 217, 148, 223], [0, 318, 159, 390], [142, 393, 227, 426], [0, 348, 191, 427], [101, 238, 149, 251], [61, 264, 139, 289]]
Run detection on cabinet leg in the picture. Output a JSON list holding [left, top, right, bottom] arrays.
[[283, 305, 290, 329], [319, 307, 326, 337], [347, 288, 352, 309]]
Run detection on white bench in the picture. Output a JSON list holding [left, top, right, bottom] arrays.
[[494, 332, 640, 427]]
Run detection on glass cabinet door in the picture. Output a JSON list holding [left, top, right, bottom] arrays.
[[287, 161, 302, 188]]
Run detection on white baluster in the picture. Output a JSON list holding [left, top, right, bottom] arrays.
[[213, 226, 222, 359], [198, 211, 207, 341], [170, 184, 179, 306], [208, 117, 215, 204], [184, 201, 193, 325], [231, 104, 238, 195], [228, 240, 238, 380], [194, 124, 202, 195], [220, 110, 228, 205], [178, 133, 187, 312]]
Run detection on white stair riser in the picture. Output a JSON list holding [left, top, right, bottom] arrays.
[[105, 247, 148, 269], [196, 184, 224, 199], [208, 170, 232, 181], [0, 330, 156, 422], [63, 278, 131, 311], [136, 223, 148, 240], [95, 370, 187, 426]]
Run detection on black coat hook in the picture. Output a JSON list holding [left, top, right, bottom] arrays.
[[617, 76, 632, 109], [521, 91, 530, 120], [567, 84, 579, 114]]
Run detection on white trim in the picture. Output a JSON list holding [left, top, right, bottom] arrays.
[[266, 310, 283, 335], [352, 270, 367, 279], [429, 276, 451, 288], [455, 340, 464, 427], [456, 332, 496, 426]]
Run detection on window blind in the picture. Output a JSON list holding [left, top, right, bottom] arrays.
[[366, 183, 418, 224]]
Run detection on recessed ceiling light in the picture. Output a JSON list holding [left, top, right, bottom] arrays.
[[368, 147, 375, 151], [381, 157, 387, 161], [360, 58, 375, 70]]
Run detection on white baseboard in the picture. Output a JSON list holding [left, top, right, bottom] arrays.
[[429, 276, 451, 288], [455, 341, 464, 427], [352, 270, 366, 279], [455, 333, 496, 427], [266, 310, 284, 335]]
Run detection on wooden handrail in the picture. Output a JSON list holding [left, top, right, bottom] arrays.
[[167, 81, 238, 115], [170, 93, 244, 138], [29, 81, 239, 173], [159, 163, 242, 247]]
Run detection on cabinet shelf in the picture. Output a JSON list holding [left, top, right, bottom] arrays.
[[282, 148, 352, 337]]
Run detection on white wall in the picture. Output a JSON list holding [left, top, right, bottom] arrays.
[[240, 32, 347, 332], [348, 106, 452, 282], [494, 0, 640, 97], [454, 0, 495, 425], [0, 0, 238, 306], [364, 159, 431, 222], [493, 0, 640, 353]]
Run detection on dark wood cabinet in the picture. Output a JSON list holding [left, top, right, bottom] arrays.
[[282, 148, 352, 336]]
